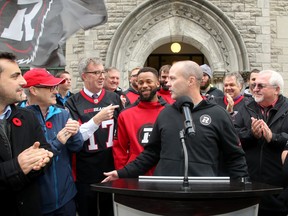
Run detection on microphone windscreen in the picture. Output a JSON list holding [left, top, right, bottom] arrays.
[[174, 96, 194, 111]]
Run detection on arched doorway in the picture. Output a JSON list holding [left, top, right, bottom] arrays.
[[144, 42, 207, 71], [105, 0, 249, 89]]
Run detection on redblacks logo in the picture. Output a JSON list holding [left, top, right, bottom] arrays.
[[0, 0, 107, 67], [137, 123, 154, 147], [0, 0, 53, 65]]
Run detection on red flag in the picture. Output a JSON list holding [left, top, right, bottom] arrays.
[[0, 0, 107, 67]]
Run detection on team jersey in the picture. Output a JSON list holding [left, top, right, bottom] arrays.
[[113, 97, 167, 175], [65, 89, 123, 183], [157, 88, 175, 104], [124, 87, 139, 104], [212, 95, 245, 114]]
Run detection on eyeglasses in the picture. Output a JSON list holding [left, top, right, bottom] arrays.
[[251, 83, 276, 90], [34, 85, 59, 92], [84, 70, 107, 76]]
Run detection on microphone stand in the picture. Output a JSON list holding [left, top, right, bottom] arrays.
[[179, 129, 190, 190]]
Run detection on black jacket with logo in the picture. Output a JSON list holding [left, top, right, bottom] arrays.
[[118, 99, 248, 179]]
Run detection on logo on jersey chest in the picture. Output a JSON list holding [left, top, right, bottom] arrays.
[[137, 123, 154, 147], [199, 114, 212, 126], [83, 107, 103, 114]]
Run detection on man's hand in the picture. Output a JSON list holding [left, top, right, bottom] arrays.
[[57, 127, 72, 144], [260, 120, 272, 142], [251, 117, 272, 142], [120, 95, 127, 107], [57, 118, 80, 144], [226, 93, 234, 113], [282, 150, 288, 164], [18, 142, 53, 174], [251, 117, 263, 139], [102, 170, 119, 183], [65, 118, 80, 136], [93, 104, 119, 125]]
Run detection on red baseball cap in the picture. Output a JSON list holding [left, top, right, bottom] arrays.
[[23, 68, 65, 88]]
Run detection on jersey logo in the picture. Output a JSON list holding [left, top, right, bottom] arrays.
[[137, 123, 154, 147], [200, 114, 212, 126]]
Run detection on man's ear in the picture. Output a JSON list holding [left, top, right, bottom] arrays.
[[188, 75, 195, 86], [156, 81, 160, 88], [29, 86, 37, 96], [275, 86, 281, 95]]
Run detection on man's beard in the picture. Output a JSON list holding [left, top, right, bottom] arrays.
[[160, 81, 169, 91], [140, 88, 158, 102], [132, 81, 138, 89], [254, 95, 264, 103], [200, 79, 211, 90]]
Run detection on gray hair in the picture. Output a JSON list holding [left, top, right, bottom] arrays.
[[78, 57, 103, 77], [55, 70, 70, 78], [23, 88, 31, 97], [260, 70, 284, 95], [224, 72, 244, 88]]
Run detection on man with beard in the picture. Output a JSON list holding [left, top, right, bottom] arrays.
[[243, 69, 260, 97], [0, 52, 53, 216], [157, 64, 175, 104], [234, 70, 288, 216], [113, 67, 167, 175], [200, 64, 224, 98], [124, 67, 141, 104], [103, 60, 248, 183]]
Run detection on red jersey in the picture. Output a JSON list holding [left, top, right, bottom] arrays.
[[124, 87, 139, 104], [157, 88, 175, 104], [113, 97, 167, 175]]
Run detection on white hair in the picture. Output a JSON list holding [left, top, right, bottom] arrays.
[[259, 70, 284, 95]]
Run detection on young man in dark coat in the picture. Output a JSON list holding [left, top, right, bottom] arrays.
[[0, 52, 53, 216]]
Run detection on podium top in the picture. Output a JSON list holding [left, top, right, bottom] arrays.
[[90, 178, 282, 199]]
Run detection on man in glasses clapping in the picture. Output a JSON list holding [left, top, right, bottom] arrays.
[[234, 70, 288, 216]]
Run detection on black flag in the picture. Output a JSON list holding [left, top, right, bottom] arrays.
[[0, 0, 107, 67]]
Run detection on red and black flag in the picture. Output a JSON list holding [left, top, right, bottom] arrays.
[[0, 0, 107, 67]]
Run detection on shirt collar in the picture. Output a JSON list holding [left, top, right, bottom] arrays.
[[259, 98, 278, 109], [0, 105, 12, 120], [83, 87, 102, 98]]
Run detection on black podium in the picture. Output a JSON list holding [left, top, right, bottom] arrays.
[[91, 177, 282, 216]]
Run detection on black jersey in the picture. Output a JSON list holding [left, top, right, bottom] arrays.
[[66, 89, 123, 183]]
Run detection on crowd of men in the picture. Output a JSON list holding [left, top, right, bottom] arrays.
[[1, 50, 288, 216]]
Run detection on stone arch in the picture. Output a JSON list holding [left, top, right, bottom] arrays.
[[106, 0, 249, 88]]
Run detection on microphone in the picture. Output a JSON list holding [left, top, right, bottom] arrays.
[[175, 96, 195, 136], [175, 96, 195, 190]]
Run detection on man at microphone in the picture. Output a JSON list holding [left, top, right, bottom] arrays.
[[103, 60, 248, 182]]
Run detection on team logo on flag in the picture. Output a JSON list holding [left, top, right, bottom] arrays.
[[0, 0, 53, 66], [0, 0, 107, 67]]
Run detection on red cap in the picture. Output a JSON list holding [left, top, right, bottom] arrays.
[[23, 68, 65, 88]]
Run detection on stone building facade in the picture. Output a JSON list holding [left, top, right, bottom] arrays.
[[65, 0, 288, 94]]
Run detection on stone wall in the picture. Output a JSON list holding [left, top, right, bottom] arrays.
[[65, 0, 288, 95]]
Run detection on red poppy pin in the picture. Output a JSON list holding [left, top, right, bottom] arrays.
[[12, 118, 22, 127], [46, 121, 52, 129]]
